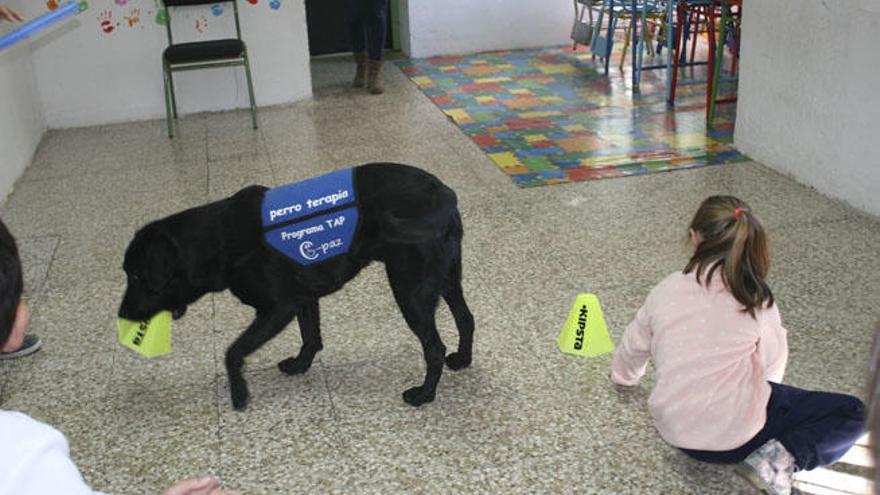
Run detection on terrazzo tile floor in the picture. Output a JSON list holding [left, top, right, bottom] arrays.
[[0, 54, 876, 494]]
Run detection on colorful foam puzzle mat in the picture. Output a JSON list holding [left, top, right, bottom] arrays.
[[397, 46, 748, 188]]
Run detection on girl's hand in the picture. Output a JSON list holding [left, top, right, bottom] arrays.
[[0, 5, 24, 22], [609, 372, 637, 389], [161, 476, 240, 495]]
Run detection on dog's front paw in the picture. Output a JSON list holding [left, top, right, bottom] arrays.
[[402, 386, 435, 407], [278, 356, 312, 375], [445, 352, 472, 370], [230, 381, 250, 411]]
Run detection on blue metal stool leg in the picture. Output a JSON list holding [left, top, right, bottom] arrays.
[[604, 1, 617, 75]]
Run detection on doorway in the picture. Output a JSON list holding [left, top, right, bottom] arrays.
[[305, 0, 400, 57]]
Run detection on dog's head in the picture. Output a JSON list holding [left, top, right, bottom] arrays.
[[118, 223, 196, 322]]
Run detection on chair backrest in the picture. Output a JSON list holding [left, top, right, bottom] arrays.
[[161, 0, 242, 46]]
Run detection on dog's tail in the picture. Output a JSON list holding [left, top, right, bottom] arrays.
[[378, 184, 459, 244]]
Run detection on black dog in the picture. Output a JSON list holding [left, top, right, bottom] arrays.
[[118, 163, 474, 410]]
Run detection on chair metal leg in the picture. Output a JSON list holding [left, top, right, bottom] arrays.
[[168, 70, 178, 119], [634, 3, 650, 89], [591, 1, 604, 47], [162, 63, 174, 138], [243, 52, 258, 130], [656, 19, 665, 56], [707, 4, 729, 129], [705, 4, 717, 123], [664, 0, 674, 103], [680, 10, 691, 64], [619, 19, 632, 71], [631, 0, 638, 89], [669, 0, 686, 104], [689, 9, 700, 63], [604, 11, 616, 75]]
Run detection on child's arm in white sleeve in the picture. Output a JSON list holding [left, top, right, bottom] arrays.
[[610, 301, 653, 386], [0, 412, 101, 495]]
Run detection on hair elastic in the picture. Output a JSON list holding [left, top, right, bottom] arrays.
[[733, 207, 748, 220]]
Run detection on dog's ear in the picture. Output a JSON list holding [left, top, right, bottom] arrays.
[[140, 227, 179, 293]]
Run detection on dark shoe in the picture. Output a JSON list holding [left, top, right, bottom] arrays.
[[0, 334, 42, 360], [353, 52, 367, 88], [367, 58, 384, 95]]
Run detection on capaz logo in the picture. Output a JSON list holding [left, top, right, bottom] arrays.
[[573, 305, 587, 350], [299, 241, 319, 260], [132, 320, 148, 346]]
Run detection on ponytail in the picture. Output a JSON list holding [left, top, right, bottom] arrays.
[[684, 196, 773, 318]]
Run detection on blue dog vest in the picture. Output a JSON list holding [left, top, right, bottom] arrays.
[[261, 168, 359, 266]]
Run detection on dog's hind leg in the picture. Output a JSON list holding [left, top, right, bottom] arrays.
[[278, 300, 323, 376], [443, 254, 474, 371], [385, 249, 447, 407], [225, 306, 297, 410]]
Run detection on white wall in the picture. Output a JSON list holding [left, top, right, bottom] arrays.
[[0, 0, 47, 201], [735, 0, 880, 217], [401, 0, 572, 58], [24, 0, 312, 128]]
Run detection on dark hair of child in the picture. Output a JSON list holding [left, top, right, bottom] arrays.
[[0, 219, 23, 346]]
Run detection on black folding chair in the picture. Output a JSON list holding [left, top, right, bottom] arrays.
[[161, 0, 257, 138]]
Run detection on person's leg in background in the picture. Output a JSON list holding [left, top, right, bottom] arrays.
[[343, 0, 367, 88], [365, 0, 389, 94]]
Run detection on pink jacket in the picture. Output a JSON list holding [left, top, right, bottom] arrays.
[[611, 271, 788, 451]]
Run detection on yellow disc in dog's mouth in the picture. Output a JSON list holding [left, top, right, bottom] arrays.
[[117, 311, 172, 358]]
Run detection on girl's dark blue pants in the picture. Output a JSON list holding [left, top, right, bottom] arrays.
[[681, 382, 866, 470]]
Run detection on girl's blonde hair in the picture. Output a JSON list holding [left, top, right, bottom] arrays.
[[684, 196, 773, 318]]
